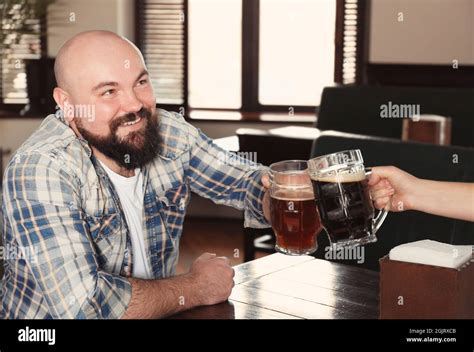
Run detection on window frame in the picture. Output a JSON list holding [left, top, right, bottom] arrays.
[[0, 0, 364, 120], [241, 0, 318, 114], [135, 0, 188, 113], [136, 0, 344, 120]]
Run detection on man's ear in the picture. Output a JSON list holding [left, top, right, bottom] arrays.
[[53, 87, 73, 123]]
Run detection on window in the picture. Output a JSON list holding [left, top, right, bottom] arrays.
[[139, 0, 356, 115], [258, 0, 336, 106], [136, 0, 186, 105], [335, 0, 368, 85], [188, 0, 242, 109], [0, 0, 370, 115], [0, 2, 42, 105]]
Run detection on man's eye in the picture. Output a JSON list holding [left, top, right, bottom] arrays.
[[102, 89, 115, 96], [138, 79, 148, 86]]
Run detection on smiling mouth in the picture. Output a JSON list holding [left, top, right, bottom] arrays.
[[121, 116, 142, 127]]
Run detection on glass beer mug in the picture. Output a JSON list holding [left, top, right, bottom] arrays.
[[269, 160, 323, 255], [307, 150, 387, 250]]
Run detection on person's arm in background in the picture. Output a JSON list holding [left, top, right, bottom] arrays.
[[3, 152, 233, 319], [368, 166, 474, 222]]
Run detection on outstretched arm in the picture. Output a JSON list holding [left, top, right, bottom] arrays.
[[369, 166, 474, 222]]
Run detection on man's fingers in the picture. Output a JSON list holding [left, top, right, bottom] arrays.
[[261, 174, 271, 189], [199, 252, 217, 260], [216, 256, 230, 265]]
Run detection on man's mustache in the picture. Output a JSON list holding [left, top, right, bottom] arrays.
[[110, 108, 152, 132]]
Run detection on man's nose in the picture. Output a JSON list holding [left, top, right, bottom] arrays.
[[122, 90, 143, 113]]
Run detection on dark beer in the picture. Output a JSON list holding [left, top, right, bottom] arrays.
[[270, 189, 322, 254], [311, 171, 374, 244]]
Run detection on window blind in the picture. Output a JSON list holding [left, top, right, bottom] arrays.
[[0, 3, 42, 104], [136, 0, 185, 105]]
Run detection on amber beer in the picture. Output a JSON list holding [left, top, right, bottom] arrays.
[[311, 170, 375, 244], [270, 189, 322, 255]]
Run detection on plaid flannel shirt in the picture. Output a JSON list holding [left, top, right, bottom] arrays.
[[1, 109, 269, 319]]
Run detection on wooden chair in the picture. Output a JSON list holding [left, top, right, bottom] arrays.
[[402, 114, 452, 145], [316, 85, 473, 148]]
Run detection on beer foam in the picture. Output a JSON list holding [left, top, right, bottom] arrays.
[[311, 169, 366, 183], [271, 189, 314, 201]]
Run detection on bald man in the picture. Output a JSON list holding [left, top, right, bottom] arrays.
[[1, 30, 271, 319]]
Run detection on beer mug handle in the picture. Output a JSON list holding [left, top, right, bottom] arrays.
[[365, 168, 388, 234]]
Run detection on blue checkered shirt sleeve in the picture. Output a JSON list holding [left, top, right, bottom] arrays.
[[177, 113, 270, 228], [2, 152, 131, 319]]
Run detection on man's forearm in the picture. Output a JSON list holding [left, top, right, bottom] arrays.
[[121, 274, 200, 319], [413, 180, 474, 222]]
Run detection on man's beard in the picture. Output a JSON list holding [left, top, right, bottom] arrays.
[[76, 107, 161, 170]]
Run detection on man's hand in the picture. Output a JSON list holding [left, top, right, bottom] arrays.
[[122, 252, 235, 319], [261, 174, 271, 223], [187, 253, 235, 306]]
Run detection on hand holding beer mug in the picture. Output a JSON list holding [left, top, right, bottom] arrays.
[[308, 150, 387, 250], [269, 160, 323, 255]]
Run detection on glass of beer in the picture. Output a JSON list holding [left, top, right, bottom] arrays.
[[269, 160, 323, 255], [308, 150, 387, 250]]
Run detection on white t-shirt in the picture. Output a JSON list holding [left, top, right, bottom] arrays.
[[98, 160, 152, 279]]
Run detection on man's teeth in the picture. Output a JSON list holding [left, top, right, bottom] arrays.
[[122, 117, 141, 126]]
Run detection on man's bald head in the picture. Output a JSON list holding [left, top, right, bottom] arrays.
[[54, 30, 146, 91], [52, 30, 158, 172]]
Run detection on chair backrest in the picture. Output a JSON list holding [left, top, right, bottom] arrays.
[[316, 86, 474, 148], [310, 131, 474, 271], [236, 128, 315, 166]]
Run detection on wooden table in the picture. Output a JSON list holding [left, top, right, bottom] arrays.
[[171, 253, 380, 319]]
